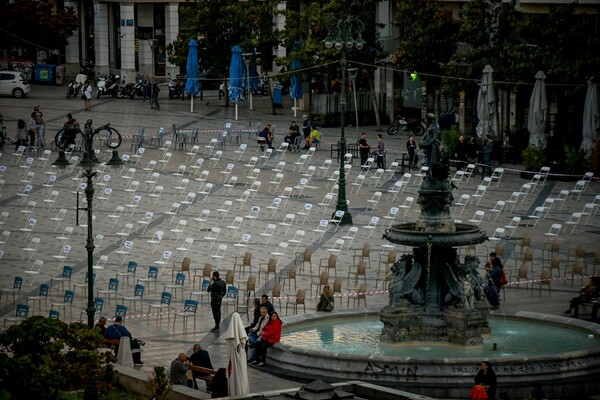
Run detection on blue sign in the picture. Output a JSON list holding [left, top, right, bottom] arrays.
[[126, 19, 134, 27]]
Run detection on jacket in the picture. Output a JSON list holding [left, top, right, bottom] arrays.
[[208, 278, 226, 301], [261, 318, 282, 344]]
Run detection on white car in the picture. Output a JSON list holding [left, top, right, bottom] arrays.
[[0, 71, 31, 98]]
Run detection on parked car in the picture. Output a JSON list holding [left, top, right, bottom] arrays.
[[199, 69, 224, 90], [0, 71, 31, 98]]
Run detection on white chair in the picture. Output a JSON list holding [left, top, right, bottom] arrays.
[[366, 191, 382, 212], [313, 219, 329, 242], [329, 210, 345, 232], [341, 227, 359, 249], [468, 210, 485, 225], [362, 216, 380, 239], [203, 227, 221, 250], [210, 244, 228, 268], [115, 241, 134, 265], [259, 223, 277, 246], [503, 216, 521, 239]]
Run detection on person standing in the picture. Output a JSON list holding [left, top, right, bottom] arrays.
[[151, 83, 160, 111], [83, 81, 93, 111], [169, 353, 190, 386], [482, 134, 493, 176], [375, 134, 386, 170], [358, 132, 370, 169], [207, 271, 226, 332], [474, 361, 497, 400], [406, 134, 418, 170], [0, 114, 6, 152], [29, 105, 45, 149], [15, 119, 28, 151], [454, 134, 467, 170], [302, 114, 311, 141], [485, 252, 503, 306]]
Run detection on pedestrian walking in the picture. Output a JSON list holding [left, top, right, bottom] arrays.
[[151, 83, 160, 111], [82, 81, 92, 111], [376, 134, 386, 169]]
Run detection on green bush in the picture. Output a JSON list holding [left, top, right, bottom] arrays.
[[563, 145, 587, 175], [521, 145, 546, 171]]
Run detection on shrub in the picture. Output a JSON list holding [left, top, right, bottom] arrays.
[[521, 145, 546, 171]]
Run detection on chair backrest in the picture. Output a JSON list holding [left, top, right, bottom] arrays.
[[49, 309, 60, 319], [181, 257, 191, 272], [115, 304, 128, 319], [267, 258, 277, 272], [296, 289, 306, 303], [127, 261, 138, 273], [133, 284, 145, 297], [246, 276, 256, 291], [64, 290, 75, 304], [148, 266, 159, 279], [333, 278, 342, 294], [108, 278, 119, 291], [160, 291, 172, 305], [303, 247, 312, 261], [226, 286, 238, 299], [387, 250, 397, 263], [320, 271, 329, 285], [357, 284, 368, 299], [225, 270, 234, 285], [15, 304, 29, 318], [13, 276, 24, 290], [201, 279, 210, 291], [328, 254, 337, 267], [272, 283, 282, 298], [243, 252, 252, 265], [94, 297, 105, 311], [39, 284, 50, 297], [175, 273, 186, 285], [62, 265, 73, 278], [183, 299, 198, 313]]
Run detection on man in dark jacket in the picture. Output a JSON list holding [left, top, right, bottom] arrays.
[[207, 271, 226, 331], [189, 344, 213, 389], [104, 316, 143, 364]]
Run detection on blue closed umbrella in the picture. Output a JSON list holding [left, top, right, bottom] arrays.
[[229, 45, 244, 120], [185, 39, 200, 112], [290, 59, 303, 117]]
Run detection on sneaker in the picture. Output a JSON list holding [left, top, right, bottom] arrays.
[[210, 326, 220, 332], [247, 358, 255, 364], [134, 361, 144, 366], [257, 362, 265, 367]]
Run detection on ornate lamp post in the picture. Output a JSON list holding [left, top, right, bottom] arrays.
[[148, 39, 158, 106], [242, 52, 253, 127], [53, 120, 123, 329], [323, 16, 366, 225]]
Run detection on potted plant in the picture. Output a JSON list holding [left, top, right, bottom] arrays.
[[563, 145, 587, 179], [147, 366, 172, 400], [520, 145, 546, 179]]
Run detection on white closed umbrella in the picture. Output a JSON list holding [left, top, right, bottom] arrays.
[[580, 78, 599, 156], [476, 64, 497, 138], [527, 71, 548, 149], [223, 312, 249, 396]]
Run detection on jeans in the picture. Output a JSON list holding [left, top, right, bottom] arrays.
[[483, 153, 491, 176]]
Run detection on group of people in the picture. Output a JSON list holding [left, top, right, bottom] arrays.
[[260, 114, 321, 152], [245, 295, 281, 367], [406, 132, 495, 176], [358, 131, 386, 170], [1, 106, 47, 154], [564, 277, 600, 320]]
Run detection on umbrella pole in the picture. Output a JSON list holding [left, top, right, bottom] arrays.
[[293, 99, 297, 117], [235, 103, 238, 120], [191, 95, 194, 113]]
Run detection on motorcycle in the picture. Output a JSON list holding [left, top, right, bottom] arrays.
[[168, 73, 185, 100], [66, 73, 88, 99], [387, 114, 427, 136], [257, 75, 270, 96], [96, 73, 122, 98], [127, 74, 148, 100]]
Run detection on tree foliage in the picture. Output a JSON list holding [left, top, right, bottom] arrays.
[[0, 0, 79, 58], [166, 0, 280, 72], [0, 317, 115, 400]]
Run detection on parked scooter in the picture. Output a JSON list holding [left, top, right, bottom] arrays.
[[80, 61, 95, 79], [127, 74, 148, 100], [96, 73, 122, 99], [257, 75, 270, 96], [66, 73, 88, 99], [168, 73, 186, 100]]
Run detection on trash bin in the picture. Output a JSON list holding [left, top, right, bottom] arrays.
[[34, 64, 56, 85], [273, 83, 283, 108]]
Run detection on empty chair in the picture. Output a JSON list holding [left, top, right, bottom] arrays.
[[4, 304, 29, 327], [468, 210, 485, 225], [116, 261, 138, 286], [97, 278, 119, 303], [51, 290, 75, 320], [295, 247, 313, 273], [285, 289, 306, 316], [318, 254, 338, 279], [1, 277, 24, 307], [348, 260, 367, 285], [347, 284, 368, 308], [362, 216, 380, 239], [258, 258, 278, 283], [27, 284, 50, 314], [147, 291, 173, 323], [503, 216, 521, 239], [172, 299, 198, 331]]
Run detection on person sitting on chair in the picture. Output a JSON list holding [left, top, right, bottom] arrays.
[[258, 124, 272, 151], [104, 316, 144, 365], [305, 126, 320, 149]]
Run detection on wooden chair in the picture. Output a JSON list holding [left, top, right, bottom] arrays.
[[567, 260, 585, 287], [271, 283, 283, 310], [347, 284, 368, 308], [295, 247, 313, 272], [318, 254, 337, 278], [233, 252, 253, 276], [310, 271, 329, 298], [193, 263, 212, 291], [258, 258, 277, 283], [285, 289, 306, 316], [352, 243, 371, 268], [378, 250, 397, 275], [532, 270, 552, 297], [279, 265, 297, 290], [347, 260, 367, 285]]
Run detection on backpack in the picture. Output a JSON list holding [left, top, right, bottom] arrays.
[[500, 271, 508, 286]]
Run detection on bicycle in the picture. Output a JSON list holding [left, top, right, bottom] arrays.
[[55, 119, 122, 163]]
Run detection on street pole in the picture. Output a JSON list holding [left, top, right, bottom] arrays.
[[243, 53, 252, 127], [324, 16, 366, 225], [348, 68, 359, 135], [84, 168, 96, 329], [148, 39, 158, 109]]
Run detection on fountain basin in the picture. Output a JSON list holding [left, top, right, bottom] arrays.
[[383, 223, 488, 248], [269, 309, 600, 399]]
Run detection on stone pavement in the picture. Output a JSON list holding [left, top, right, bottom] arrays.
[[0, 85, 599, 398]]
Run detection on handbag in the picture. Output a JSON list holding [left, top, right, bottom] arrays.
[[81, 92, 86, 100]]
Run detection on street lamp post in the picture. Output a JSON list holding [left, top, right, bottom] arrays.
[[148, 39, 158, 108], [242, 53, 253, 127], [347, 67, 359, 135], [324, 16, 366, 225]]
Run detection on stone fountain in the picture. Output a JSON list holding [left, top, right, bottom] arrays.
[[381, 119, 489, 346]]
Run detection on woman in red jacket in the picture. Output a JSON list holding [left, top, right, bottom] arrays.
[[253, 311, 282, 367]]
